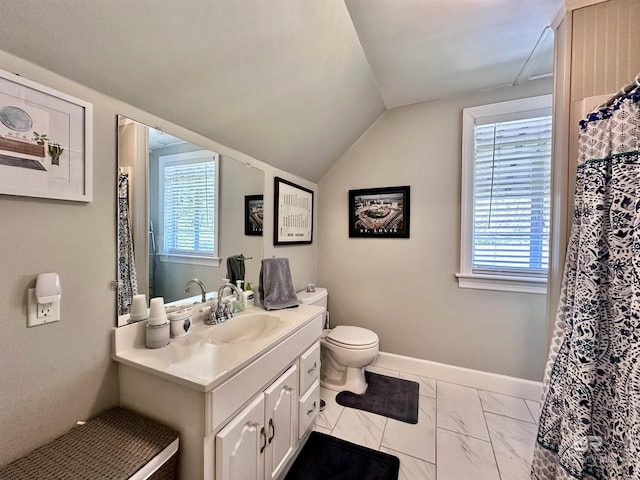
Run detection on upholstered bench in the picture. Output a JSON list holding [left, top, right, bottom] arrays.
[[0, 407, 179, 480]]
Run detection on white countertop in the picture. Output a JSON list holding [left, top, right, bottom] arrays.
[[112, 304, 324, 392]]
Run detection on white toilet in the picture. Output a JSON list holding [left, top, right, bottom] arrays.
[[297, 287, 379, 394]]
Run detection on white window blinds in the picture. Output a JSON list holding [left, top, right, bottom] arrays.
[[472, 115, 552, 277], [161, 153, 217, 257]]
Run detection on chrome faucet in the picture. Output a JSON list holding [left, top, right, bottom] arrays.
[[184, 278, 207, 304], [210, 282, 244, 324]]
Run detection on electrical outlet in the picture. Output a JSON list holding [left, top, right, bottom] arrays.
[[27, 288, 60, 327], [38, 302, 52, 318]]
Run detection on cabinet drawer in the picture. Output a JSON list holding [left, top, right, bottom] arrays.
[[298, 380, 320, 439], [299, 342, 320, 394]]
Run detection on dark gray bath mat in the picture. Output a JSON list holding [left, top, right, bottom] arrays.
[[336, 371, 419, 424], [285, 431, 399, 480]]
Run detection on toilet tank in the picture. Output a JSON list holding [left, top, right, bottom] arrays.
[[297, 287, 328, 328], [296, 287, 328, 308]]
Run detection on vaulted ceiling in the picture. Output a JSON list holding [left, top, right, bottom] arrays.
[[0, 0, 561, 182]]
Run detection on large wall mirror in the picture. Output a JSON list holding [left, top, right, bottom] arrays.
[[116, 115, 264, 326]]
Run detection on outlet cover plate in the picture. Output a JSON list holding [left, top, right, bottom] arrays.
[[27, 288, 60, 327]]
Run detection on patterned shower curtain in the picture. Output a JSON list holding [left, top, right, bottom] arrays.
[[531, 84, 640, 479], [117, 172, 138, 316]]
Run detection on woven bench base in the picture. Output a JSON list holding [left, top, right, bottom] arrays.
[[0, 408, 179, 480]]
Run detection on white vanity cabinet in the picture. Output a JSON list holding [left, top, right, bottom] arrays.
[[115, 306, 324, 480], [216, 365, 298, 480]]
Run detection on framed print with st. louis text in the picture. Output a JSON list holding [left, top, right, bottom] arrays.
[[245, 194, 264, 236], [349, 185, 410, 238]]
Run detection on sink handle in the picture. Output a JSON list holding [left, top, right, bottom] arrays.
[[307, 362, 317, 374], [260, 426, 267, 453], [268, 418, 275, 444]]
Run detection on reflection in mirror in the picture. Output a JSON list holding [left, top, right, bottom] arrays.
[[117, 115, 264, 326]]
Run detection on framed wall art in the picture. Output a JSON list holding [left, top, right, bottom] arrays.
[[274, 177, 313, 245], [0, 68, 93, 202], [245, 194, 264, 236], [349, 185, 410, 238]]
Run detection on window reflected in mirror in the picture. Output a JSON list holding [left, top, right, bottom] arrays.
[[116, 115, 264, 326]]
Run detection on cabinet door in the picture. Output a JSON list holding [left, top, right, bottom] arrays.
[[264, 364, 299, 480], [216, 394, 266, 480]]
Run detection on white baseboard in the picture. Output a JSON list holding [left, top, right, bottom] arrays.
[[372, 352, 542, 401]]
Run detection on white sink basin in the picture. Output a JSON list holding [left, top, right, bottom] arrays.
[[114, 304, 325, 391], [206, 313, 283, 345]]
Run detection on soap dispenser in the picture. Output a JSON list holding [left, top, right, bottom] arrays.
[[232, 281, 245, 314], [243, 282, 255, 309]]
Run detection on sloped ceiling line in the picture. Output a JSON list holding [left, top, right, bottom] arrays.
[[0, 0, 560, 181]]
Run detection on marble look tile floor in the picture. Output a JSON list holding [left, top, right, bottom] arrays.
[[315, 366, 540, 480]]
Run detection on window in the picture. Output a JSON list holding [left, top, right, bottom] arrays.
[[158, 149, 219, 266], [457, 95, 552, 294]]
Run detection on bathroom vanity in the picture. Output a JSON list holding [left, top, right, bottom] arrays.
[[113, 304, 324, 479]]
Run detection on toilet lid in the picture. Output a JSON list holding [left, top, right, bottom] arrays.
[[326, 326, 378, 347]]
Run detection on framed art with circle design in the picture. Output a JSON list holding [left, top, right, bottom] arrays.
[[0, 68, 93, 202]]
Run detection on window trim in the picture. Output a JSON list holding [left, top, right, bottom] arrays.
[[158, 149, 220, 267], [457, 94, 552, 295]]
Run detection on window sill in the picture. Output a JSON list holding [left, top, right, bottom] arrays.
[[455, 273, 547, 295], [158, 254, 221, 267]]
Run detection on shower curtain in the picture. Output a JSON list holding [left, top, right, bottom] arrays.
[[531, 84, 640, 479], [117, 172, 138, 316]]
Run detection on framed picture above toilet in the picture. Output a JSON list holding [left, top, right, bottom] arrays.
[[274, 176, 314, 245], [348, 185, 410, 238]]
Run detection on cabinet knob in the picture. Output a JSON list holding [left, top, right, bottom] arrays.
[[307, 362, 317, 374], [268, 418, 275, 444], [307, 401, 317, 416], [260, 426, 267, 453]]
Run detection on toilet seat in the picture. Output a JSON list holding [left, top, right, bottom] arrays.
[[325, 326, 378, 350]]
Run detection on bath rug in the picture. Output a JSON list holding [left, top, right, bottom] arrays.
[[285, 431, 399, 480], [336, 371, 419, 424]]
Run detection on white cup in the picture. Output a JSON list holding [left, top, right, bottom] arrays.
[[145, 322, 170, 348], [130, 294, 148, 322], [148, 297, 167, 326]]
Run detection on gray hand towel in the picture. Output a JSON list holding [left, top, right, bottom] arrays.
[[259, 258, 300, 311], [226, 255, 246, 285]]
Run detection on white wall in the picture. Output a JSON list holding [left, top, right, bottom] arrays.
[[318, 78, 553, 381], [0, 49, 316, 465]]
